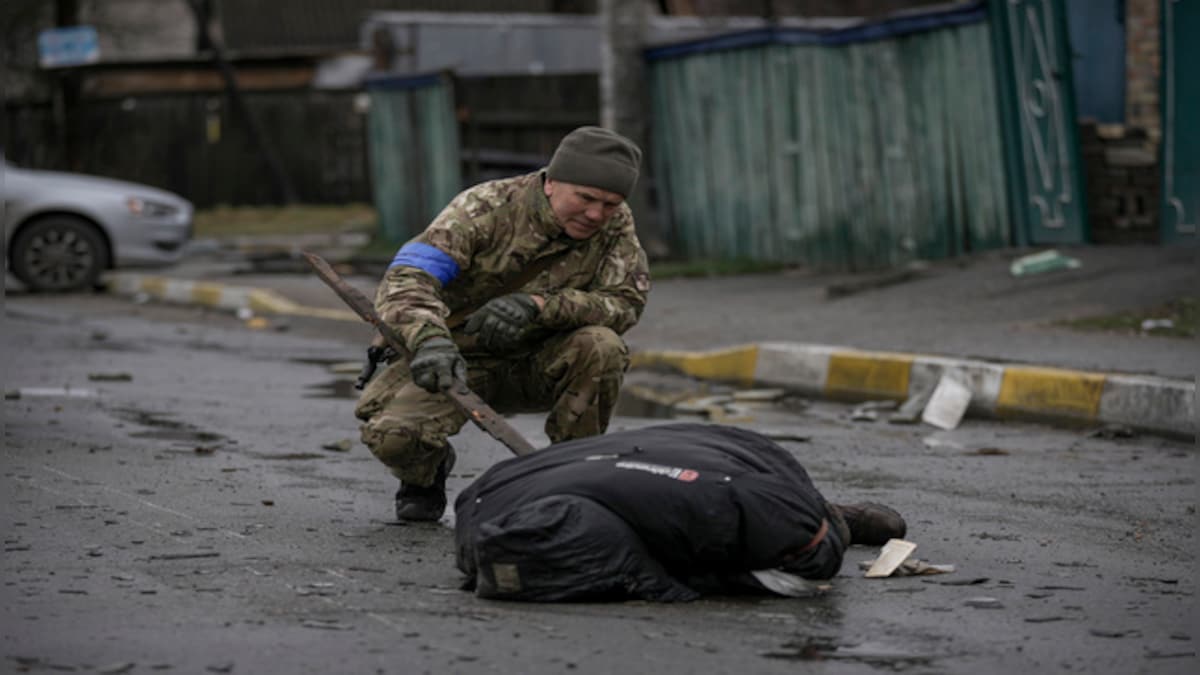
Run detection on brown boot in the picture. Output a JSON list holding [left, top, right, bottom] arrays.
[[831, 502, 907, 546]]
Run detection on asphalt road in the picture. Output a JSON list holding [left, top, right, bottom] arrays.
[[2, 293, 1197, 674]]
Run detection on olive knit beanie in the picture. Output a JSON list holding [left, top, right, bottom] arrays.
[[546, 126, 642, 197]]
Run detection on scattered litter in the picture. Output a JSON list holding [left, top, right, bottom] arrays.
[[864, 539, 917, 578], [762, 430, 811, 443], [1088, 424, 1136, 439], [88, 372, 133, 382], [245, 317, 270, 330], [921, 376, 972, 430], [1140, 318, 1175, 332], [1009, 249, 1082, 276], [964, 596, 1004, 609], [133, 291, 151, 304], [858, 558, 954, 576], [236, 307, 254, 320], [674, 395, 732, 414], [968, 447, 1010, 456], [194, 445, 218, 455], [9, 387, 98, 399], [321, 439, 354, 453], [732, 388, 786, 403], [889, 385, 935, 424], [850, 400, 897, 422]]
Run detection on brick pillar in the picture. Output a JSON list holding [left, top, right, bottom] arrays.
[[1125, 0, 1161, 142]]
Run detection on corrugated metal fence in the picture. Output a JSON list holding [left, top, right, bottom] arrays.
[[647, 4, 1011, 270], [366, 73, 462, 242]]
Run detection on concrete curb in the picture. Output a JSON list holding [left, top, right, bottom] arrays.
[[630, 343, 1196, 439], [105, 273, 359, 322]]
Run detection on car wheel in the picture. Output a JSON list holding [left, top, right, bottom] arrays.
[[10, 216, 109, 292]]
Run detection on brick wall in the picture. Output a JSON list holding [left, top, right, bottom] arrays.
[[1125, 0, 1160, 141]]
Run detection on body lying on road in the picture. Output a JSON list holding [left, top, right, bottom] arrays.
[[454, 423, 906, 602]]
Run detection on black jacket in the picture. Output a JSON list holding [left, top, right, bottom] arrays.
[[455, 423, 845, 602]]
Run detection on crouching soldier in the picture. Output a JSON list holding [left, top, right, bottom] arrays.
[[455, 423, 908, 602], [355, 126, 651, 521]]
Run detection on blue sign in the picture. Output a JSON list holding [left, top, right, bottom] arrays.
[[38, 26, 100, 68]]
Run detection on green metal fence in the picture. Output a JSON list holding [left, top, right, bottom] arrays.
[[366, 73, 462, 243], [647, 7, 1011, 270]]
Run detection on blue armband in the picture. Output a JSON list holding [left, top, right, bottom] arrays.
[[389, 242, 460, 285]]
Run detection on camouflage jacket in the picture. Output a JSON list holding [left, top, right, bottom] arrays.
[[376, 170, 651, 354]]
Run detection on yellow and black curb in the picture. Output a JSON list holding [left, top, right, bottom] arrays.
[[630, 343, 1196, 439], [105, 274, 1195, 439], [105, 273, 359, 322]]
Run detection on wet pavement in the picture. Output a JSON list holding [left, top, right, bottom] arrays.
[[3, 293, 1196, 674]]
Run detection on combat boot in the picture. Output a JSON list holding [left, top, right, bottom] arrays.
[[395, 449, 456, 522], [831, 502, 907, 546]]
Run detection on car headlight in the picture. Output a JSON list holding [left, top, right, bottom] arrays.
[[126, 197, 180, 217]]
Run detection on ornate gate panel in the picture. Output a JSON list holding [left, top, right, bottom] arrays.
[[991, 0, 1089, 244]]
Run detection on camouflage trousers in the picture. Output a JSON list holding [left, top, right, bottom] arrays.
[[355, 326, 629, 486]]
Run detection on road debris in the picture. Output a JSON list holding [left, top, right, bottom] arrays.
[[88, 372, 133, 382], [968, 447, 1010, 456], [321, 439, 354, 452], [888, 384, 935, 424], [964, 597, 1004, 609], [1088, 424, 1136, 439], [1140, 318, 1175, 332], [921, 376, 972, 430], [301, 619, 352, 631], [7, 387, 98, 399], [864, 539, 917, 578], [850, 400, 897, 422], [1009, 249, 1082, 276], [858, 558, 955, 576], [732, 388, 787, 403]]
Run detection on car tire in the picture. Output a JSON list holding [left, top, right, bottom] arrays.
[[10, 215, 109, 293]]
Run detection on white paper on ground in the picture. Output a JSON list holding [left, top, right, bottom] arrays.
[[921, 375, 973, 430], [864, 539, 918, 578]]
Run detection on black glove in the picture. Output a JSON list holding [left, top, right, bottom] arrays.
[[463, 293, 540, 354], [409, 337, 467, 393]]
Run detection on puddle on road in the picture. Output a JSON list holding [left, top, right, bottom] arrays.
[[762, 637, 934, 669]]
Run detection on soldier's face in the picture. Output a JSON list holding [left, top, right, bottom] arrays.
[[544, 178, 624, 240]]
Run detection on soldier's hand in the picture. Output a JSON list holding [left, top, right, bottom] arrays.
[[409, 337, 467, 393], [464, 293, 540, 354]]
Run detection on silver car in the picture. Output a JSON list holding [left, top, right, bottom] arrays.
[[3, 160, 194, 292]]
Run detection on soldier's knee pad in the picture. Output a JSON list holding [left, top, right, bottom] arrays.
[[564, 326, 628, 372], [360, 417, 423, 468]]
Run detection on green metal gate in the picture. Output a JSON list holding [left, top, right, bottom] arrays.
[[1162, 0, 1198, 245], [365, 73, 462, 243], [990, 0, 1089, 245]]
